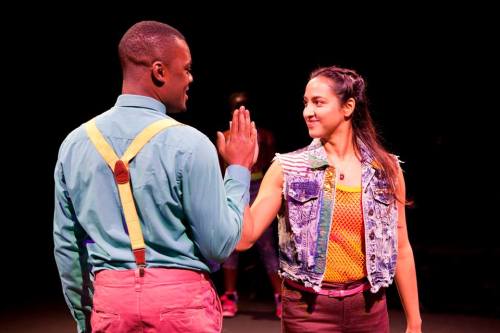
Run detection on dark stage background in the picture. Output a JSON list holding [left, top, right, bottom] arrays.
[[4, 5, 498, 319]]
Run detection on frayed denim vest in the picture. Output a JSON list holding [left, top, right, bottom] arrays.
[[275, 139, 398, 293]]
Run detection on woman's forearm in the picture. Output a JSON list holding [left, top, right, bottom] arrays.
[[395, 245, 422, 332], [236, 206, 256, 251]]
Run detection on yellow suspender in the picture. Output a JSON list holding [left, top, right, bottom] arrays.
[[85, 118, 181, 274]]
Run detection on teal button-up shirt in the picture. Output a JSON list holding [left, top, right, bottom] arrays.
[[54, 94, 250, 332]]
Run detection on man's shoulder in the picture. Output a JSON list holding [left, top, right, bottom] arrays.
[[59, 109, 116, 152], [58, 123, 87, 153], [155, 123, 215, 150], [166, 122, 209, 140]]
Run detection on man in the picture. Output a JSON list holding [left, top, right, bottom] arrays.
[[54, 21, 256, 333]]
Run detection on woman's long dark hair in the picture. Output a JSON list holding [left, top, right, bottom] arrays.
[[310, 66, 399, 197]]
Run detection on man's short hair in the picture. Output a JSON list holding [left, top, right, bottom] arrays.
[[118, 21, 185, 71]]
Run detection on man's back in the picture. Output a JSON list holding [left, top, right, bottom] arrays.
[[55, 94, 248, 274]]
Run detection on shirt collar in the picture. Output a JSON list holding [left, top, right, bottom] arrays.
[[115, 94, 167, 114]]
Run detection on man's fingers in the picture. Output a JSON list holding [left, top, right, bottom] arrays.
[[216, 131, 226, 155], [238, 106, 247, 135], [245, 109, 252, 137], [230, 109, 239, 138], [251, 121, 257, 142], [222, 107, 258, 169]]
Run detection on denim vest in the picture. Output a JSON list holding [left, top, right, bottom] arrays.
[[276, 139, 398, 293]]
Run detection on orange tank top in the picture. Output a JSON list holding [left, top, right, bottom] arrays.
[[323, 184, 366, 283]]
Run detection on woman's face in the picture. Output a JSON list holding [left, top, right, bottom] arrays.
[[303, 76, 347, 139]]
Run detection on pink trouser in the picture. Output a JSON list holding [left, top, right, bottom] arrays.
[[91, 268, 222, 333]]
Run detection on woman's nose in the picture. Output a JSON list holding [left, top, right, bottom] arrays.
[[303, 106, 315, 117]]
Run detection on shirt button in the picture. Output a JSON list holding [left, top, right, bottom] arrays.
[[369, 209, 374, 216], [369, 231, 375, 240], [371, 254, 376, 261]]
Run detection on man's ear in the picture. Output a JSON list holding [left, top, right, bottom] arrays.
[[152, 61, 167, 84], [343, 97, 356, 119]]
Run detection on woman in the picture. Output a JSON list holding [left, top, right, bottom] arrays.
[[237, 66, 422, 332]]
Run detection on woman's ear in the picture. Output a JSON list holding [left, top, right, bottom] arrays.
[[343, 97, 356, 119]]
